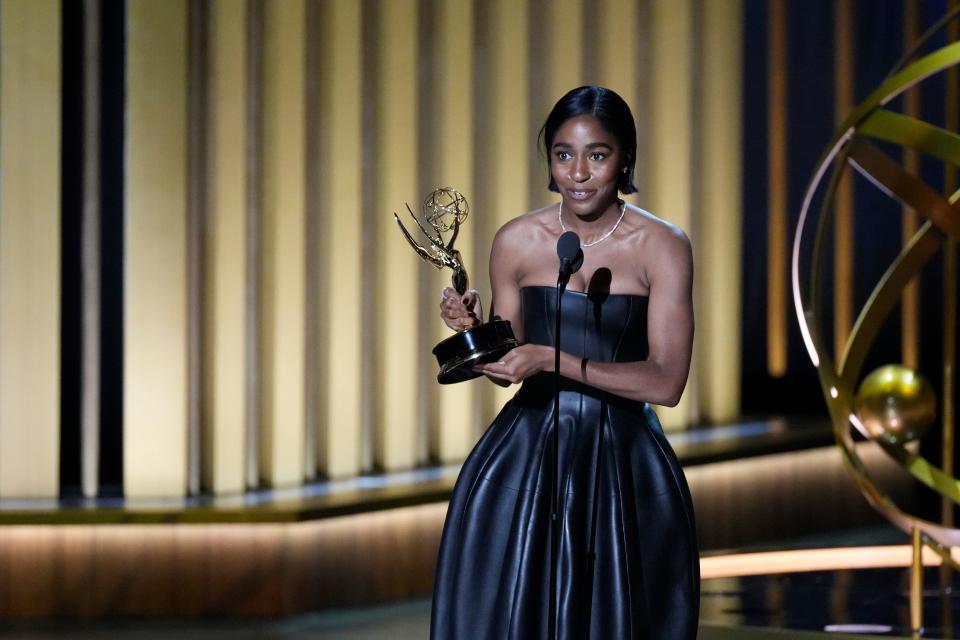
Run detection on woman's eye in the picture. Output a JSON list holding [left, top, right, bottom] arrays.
[[555, 151, 572, 161], [590, 152, 606, 161]]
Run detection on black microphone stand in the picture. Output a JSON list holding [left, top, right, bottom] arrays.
[[549, 268, 566, 640], [549, 231, 581, 640], [582, 395, 604, 636], [549, 272, 603, 639], [549, 232, 582, 640]]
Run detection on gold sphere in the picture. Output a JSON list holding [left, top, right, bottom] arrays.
[[423, 187, 469, 233], [854, 365, 937, 445]]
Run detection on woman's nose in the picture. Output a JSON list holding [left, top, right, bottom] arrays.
[[572, 159, 590, 182]]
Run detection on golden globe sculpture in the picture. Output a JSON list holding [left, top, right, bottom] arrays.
[[854, 365, 936, 446], [791, 9, 960, 633]]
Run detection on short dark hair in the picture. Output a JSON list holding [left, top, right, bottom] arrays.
[[538, 86, 638, 195]]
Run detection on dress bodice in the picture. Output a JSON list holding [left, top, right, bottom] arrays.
[[520, 285, 649, 363]]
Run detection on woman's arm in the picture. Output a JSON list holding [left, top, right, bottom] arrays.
[[487, 222, 525, 336], [478, 221, 528, 387], [438, 217, 530, 386], [481, 225, 694, 406], [439, 218, 527, 332]]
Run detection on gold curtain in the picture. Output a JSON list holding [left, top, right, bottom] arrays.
[[0, 0, 743, 497]]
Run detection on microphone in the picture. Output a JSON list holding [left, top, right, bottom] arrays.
[[556, 231, 584, 286]]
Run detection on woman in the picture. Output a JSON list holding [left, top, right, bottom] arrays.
[[431, 86, 698, 639]]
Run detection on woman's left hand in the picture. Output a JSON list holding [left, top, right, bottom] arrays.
[[479, 344, 551, 384]]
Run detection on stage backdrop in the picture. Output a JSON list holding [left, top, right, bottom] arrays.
[[0, 0, 742, 499]]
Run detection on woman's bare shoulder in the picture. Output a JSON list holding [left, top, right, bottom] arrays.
[[492, 205, 557, 249], [622, 204, 690, 256]]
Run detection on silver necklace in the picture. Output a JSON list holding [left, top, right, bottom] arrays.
[[558, 200, 627, 247]]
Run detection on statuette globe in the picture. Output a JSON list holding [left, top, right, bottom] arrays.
[[423, 187, 469, 233], [854, 365, 936, 445]]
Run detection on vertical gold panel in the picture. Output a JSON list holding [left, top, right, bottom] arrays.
[[373, 0, 420, 470], [82, 0, 102, 498], [943, 240, 957, 526], [833, 0, 854, 358], [543, 0, 582, 101], [426, 0, 478, 463], [594, 0, 640, 206], [186, 0, 206, 496], [901, 0, 921, 370], [697, 0, 742, 423], [766, 0, 788, 378], [942, 2, 959, 527], [475, 0, 530, 422], [0, 0, 61, 497], [595, 0, 638, 139], [245, 0, 263, 488], [648, 0, 693, 430], [529, 0, 583, 210], [316, 0, 364, 478], [203, 0, 248, 494], [260, 0, 306, 485], [125, 0, 189, 497], [303, 0, 319, 481]]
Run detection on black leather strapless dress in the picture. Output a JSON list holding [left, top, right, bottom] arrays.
[[431, 286, 699, 640]]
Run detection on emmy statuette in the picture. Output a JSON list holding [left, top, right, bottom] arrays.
[[393, 187, 519, 384]]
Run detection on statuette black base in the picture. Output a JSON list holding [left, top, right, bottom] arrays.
[[432, 320, 519, 384]]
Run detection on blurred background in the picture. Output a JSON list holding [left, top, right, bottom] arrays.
[[0, 0, 958, 636]]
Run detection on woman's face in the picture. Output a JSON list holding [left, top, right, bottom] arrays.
[[550, 114, 625, 219]]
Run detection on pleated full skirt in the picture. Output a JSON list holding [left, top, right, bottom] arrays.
[[430, 378, 699, 640]]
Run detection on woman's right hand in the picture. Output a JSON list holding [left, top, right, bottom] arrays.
[[440, 287, 482, 332]]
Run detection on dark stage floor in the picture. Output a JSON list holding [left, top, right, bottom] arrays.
[[0, 564, 953, 639], [702, 566, 956, 638]]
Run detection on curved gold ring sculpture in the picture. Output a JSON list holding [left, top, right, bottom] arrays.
[[791, 8, 960, 634]]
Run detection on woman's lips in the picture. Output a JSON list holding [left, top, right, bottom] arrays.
[[567, 189, 594, 200]]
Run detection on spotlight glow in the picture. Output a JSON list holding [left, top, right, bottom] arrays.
[[824, 624, 894, 633], [700, 545, 942, 579]]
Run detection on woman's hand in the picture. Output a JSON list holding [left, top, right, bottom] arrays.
[[479, 344, 551, 385], [440, 287, 482, 332]]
